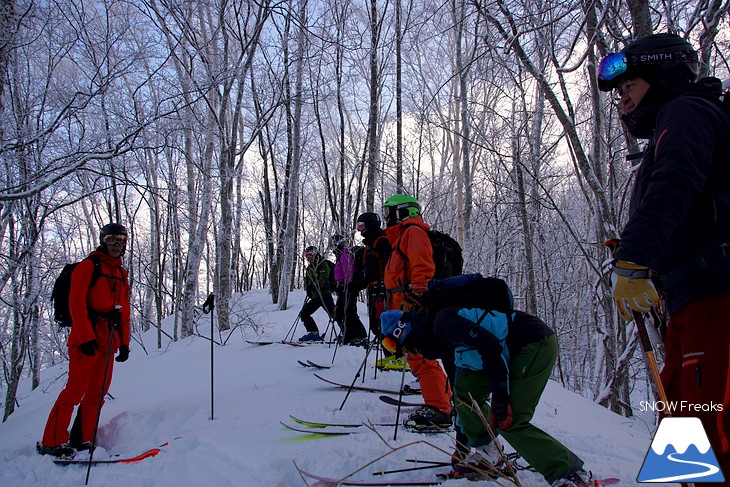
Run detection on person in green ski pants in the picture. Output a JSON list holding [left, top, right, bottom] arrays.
[[381, 307, 591, 487]]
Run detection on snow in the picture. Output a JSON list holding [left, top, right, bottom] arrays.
[[0, 289, 667, 486]]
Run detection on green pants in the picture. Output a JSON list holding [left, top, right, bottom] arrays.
[[454, 334, 582, 483]]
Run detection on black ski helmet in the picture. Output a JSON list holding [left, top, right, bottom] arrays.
[[597, 33, 699, 92], [356, 212, 381, 231], [329, 234, 347, 249], [99, 223, 128, 245]]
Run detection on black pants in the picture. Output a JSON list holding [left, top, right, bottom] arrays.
[[299, 293, 335, 333], [335, 287, 367, 343]]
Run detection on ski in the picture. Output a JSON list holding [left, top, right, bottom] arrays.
[[379, 395, 424, 407], [247, 339, 307, 347], [595, 479, 620, 486], [313, 373, 421, 396], [298, 360, 312, 368], [289, 415, 396, 428], [281, 421, 353, 436], [53, 444, 166, 466], [307, 360, 331, 369], [296, 466, 444, 486]]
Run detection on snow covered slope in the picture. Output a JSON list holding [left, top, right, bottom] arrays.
[[0, 289, 665, 486]]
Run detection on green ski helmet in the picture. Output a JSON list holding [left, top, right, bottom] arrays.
[[383, 194, 421, 226]]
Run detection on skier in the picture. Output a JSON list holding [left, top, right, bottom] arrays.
[[598, 33, 730, 480], [381, 194, 452, 430], [330, 234, 368, 346], [298, 246, 336, 342], [381, 308, 590, 486], [355, 212, 392, 340], [38, 223, 131, 458]]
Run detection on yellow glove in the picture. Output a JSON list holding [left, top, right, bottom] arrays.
[[611, 260, 658, 321], [400, 292, 423, 313]]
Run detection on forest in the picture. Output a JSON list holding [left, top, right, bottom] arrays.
[[1, 0, 728, 423]]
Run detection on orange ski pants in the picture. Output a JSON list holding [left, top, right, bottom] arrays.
[[42, 345, 115, 447]]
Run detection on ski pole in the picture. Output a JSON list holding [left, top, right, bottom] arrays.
[[284, 299, 306, 342], [338, 345, 373, 410], [203, 294, 215, 421], [392, 351, 409, 441], [85, 309, 120, 485]]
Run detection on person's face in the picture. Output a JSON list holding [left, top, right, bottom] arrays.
[[618, 77, 650, 115], [304, 252, 315, 263], [102, 234, 126, 258]]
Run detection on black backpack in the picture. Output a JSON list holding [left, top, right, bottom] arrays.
[[350, 245, 368, 291], [420, 273, 514, 312], [51, 255, 102, 328], [427, 229, 463, 279], [396, 225, 464, 280]]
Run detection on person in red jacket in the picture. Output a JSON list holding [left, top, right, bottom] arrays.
[[381, 194, 452, 430], [38, 223, 131, 458]]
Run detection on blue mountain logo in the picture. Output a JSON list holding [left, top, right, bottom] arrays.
[[638, 417, 725, 482]]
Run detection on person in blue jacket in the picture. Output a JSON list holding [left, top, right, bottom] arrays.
[[381, 308, 590, 486]]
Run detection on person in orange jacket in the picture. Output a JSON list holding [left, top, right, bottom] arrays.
[[38, 223, 131, 458], [381, 194, 452, 430]]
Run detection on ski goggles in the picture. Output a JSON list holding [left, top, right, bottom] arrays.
[[597, 52, 628, 88], [597, 49, 699, 91], [382, 335, 399, 354], [304, 251, 315, 260], [103, 234, 127, 246]]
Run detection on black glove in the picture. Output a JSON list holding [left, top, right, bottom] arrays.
[[79, 340, 98, 357], [116, 344, 129, 362]]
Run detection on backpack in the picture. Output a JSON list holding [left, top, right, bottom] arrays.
[[396, 225, 464, 280], [350, 245, 368, 291], [51, 255, 102, 328], [323, 259, 336, 291], [428, 229, 463, 279], [420, 273, 514, 312]]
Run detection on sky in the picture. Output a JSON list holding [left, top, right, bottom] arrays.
[[0, 289, 669, 487]]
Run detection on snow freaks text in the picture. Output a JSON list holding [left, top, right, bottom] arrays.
[[639, 401, 724, 413]]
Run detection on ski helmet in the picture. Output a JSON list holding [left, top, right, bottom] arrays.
[[597, 33, 699, 92], [99, 223, 128, 246], [382, 194, 421, 226], [303, 246, 319, 260], [356, 212, 381, 232], [329, 234, 347, 250]]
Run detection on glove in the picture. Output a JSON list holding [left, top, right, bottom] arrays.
[[400, 292, 423, 313], [116, 344, 129, 363], [79, 340, 98, 357], [611, 260, 658, 321], [490, 402, 514, 430], [490, 383, 513, 430]]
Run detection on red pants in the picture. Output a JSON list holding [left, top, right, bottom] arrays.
[[407, 352, 452, 413], [661, 294, 730, 485], [42, 345, 115, 447]]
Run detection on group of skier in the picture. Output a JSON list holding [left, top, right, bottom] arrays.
[[36, 31, 730, 486], [297, 32, 730, 486]]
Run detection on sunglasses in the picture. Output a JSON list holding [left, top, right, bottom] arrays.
[[103, 234, 127, 246]]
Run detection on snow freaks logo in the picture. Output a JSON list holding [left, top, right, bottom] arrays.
[[638, 417, 725, 483]]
